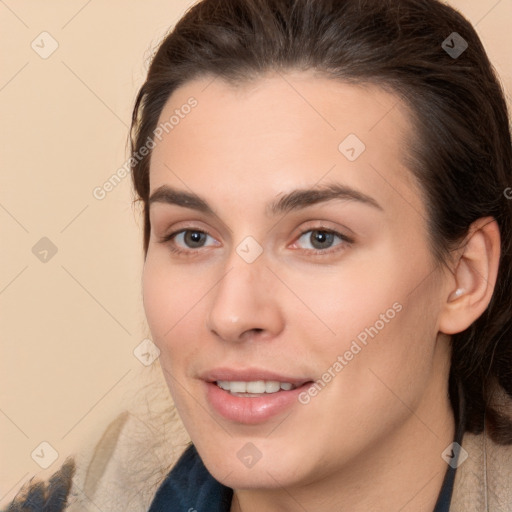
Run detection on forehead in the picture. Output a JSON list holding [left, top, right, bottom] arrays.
[[148, 70, 424, 219]]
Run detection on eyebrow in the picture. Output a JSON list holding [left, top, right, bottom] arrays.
[[148, 183, 383, 216]]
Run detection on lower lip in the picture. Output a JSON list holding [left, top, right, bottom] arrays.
[[204, 381, 313, 424]]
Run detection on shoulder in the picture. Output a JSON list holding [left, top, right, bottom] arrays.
[[1, 457, 76, 512], [148, 444, 233, 512], [451, 429, 512, 512], [2, 408, 189, 512]]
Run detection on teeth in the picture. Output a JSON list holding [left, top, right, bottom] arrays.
[[216, 380, 298, 394], [265, 381, 281, 393], [228, 381, 247, 393], [246, 381, 266, 393], [217, 381, 232, 391]]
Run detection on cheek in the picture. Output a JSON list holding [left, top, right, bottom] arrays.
[[142, 254, 202, 348], [142, 263, 173, 343], [296, 247, 438, 388], [141, 251, 219, 385], [282, 250, 401, 346], [142, 257, 203, 406]]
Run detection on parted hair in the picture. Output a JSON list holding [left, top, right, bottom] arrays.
[[130, 0, 512, 443]]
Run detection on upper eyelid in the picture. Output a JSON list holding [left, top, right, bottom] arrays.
[[155, 217, 224, 238], [293, 228, 353, 248], [161, 227, 216, 244], [165, 224, 346, 238], [165, 225, 352, 249]]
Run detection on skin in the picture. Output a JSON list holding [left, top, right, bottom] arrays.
[[142, 70, 500, 511]]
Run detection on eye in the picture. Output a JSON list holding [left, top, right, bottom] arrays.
[[293, 227, 352, 254], [158, 228, 219, 254], [175, 230, 212, 249]]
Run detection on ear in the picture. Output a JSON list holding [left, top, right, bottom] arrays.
[[438, 217, 501, 335]]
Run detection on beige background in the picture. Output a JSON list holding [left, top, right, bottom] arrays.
[[0, 0, 511, 506]]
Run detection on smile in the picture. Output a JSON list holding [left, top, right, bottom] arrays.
[[215, 380, 298, 395]]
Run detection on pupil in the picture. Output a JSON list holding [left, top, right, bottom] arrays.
[[311, 230, 333, 249]]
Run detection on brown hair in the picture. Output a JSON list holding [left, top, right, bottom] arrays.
[[130, 0, 512, 443]]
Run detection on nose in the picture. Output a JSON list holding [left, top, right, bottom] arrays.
[[205, 251, 285, 343]]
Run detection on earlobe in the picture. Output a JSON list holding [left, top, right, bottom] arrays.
[[439, 217, 501, 335]]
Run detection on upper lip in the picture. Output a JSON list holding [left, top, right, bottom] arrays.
[[200, 367, 313, 386]]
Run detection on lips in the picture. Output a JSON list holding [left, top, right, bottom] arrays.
[[199, 367, 312, 387], [199, 367, 315, 424]]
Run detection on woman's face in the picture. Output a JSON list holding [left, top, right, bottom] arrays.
[[142, 71, 453, 490]]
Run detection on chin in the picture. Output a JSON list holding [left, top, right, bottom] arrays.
[[194, 435, 316, 490]]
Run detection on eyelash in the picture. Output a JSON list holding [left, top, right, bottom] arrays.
[[158, 225, 354, 257]]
